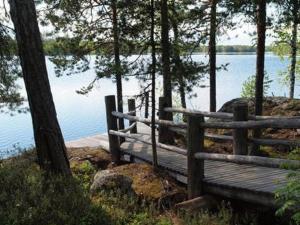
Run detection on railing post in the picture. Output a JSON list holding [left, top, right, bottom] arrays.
[[144, 92, 149, 119], [128, 98, 137, 134], [158, 97, 174, 144], [233, 102, 248, 155], [187, 115, 204, 199], [105, 95, 120, 165]]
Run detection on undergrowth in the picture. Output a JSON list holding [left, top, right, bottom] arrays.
[[0, 150, 266, 225]]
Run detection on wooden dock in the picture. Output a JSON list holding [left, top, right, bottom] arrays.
[[66, 123, 291, 207]]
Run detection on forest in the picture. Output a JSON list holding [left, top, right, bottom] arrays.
[[0, 0, 300, 225]]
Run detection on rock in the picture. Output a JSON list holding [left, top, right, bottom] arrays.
[[90, 169, 134, 194], [217, 97, 300, 116]]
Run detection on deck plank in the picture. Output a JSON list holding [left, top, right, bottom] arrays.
[[66, 123, 295, 207], [120, 140, 294, 206]]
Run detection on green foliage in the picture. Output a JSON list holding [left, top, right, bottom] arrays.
[[276, 172, 300, 225], [0, 23, 25, 113], [0, 159, 110, 225], [180, 207, 232, 225], [241, 73, 272, 98], [276, 149, 300, 225], [92, 189, 172, 225], [0, 155, 172, 225], [276, 60, 300, 88]]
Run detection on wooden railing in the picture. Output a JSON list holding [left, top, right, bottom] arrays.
[[105, 95, 300, 200]]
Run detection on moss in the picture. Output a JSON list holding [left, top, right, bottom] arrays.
[[111, 163, 185, 200], [204, 139, 215, 149]]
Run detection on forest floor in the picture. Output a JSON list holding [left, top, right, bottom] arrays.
[[0, 147, 288, 225]]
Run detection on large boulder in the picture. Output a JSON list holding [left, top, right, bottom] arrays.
[[218, 97, 300, 117], [90, 170, 134, 194]]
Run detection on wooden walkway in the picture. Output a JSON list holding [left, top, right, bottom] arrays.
[[67, 123, 291, 207]]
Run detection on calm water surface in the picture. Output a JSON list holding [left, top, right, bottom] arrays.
[[0, 53, 296, 157]]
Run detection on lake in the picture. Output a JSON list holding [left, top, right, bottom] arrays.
[[0, 53, 295, 158]]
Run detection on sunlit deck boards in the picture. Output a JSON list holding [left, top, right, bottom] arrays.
[[120, 140, 290, 207]]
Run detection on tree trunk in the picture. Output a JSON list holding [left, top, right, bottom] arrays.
[[112, 0, 124, 135], [255, 0, 266, 118], [209, 0, 217, 112], [160, 0, 174, 144], [151, 0, 158, 168], [289, 2, 298, 99], [170, 10, 186, 109], [252, 0, 266, 155], [179, 76, 187, 109], [9, 0, 71, 175], [161, 0, 172, 108]]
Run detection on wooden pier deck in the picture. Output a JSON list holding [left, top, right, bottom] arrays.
[[67, 123, 292, 207]]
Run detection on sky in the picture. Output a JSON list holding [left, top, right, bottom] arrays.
[[0, 1, 275, 46]]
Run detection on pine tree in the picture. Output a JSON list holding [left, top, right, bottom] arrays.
[[9, 0, 71, 175]]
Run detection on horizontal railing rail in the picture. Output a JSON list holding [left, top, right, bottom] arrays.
[[201, 119, 300, 129], [169, 127, 300, 147], [118, 122, 137, 133], [109, 130, 187, 155], [194, 152, 300, 168], [112, 111, 187, 128], [165, 107, 300, 121]]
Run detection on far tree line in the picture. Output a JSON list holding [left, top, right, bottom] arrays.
[[0, 0, 299, 173]]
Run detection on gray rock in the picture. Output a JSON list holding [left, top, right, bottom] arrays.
[[90, 170, 133, 194]]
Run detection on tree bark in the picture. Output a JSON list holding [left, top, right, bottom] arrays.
[[170, 9, 187, 109], [255, 0, 266, 118], [112, 0, 124, 135], [289, 2, 299, 99], [209, 0, 217, 112], [161, 0, 172, 108], [9, 0, 71, 175], [252, 0, 266, 155], [160, 0, 174, 144], [151, 0, 158, 168]]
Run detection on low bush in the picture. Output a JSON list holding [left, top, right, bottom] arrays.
[[0, 151, 262, 225], [276, 149, 300, 225], [0, 159, 110, 225]]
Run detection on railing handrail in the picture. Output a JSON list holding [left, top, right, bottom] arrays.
[[109, 130, 187, 155], [165, 107, 300, 121], [112, 111, 187, 128], [115, 111, 300, 129], [118, 122, 137, 133], [169, 127, 300, 147], [202, 119, 300, 129], [194, 152, 300, 169]]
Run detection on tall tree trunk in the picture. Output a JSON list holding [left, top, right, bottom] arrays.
[[9, 0, 71, 175], [151, 0, 158, 168], [255, 0, 266, 117], [252, 0, 266, 155], [112, 0, 124, 134], [160, 0, 173, 144], [170, 10, 186, 109], [289, 2, 298, 99], [161, 0, 172, 108], [209, 0, 217, 112], [178, 76, 187, 108]]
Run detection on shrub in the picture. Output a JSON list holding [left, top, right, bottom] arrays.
[[275, 149, 300, 225], [0, 160, 110, 225], [241, 73, 272, 98]]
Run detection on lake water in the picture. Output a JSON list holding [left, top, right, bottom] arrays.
[[0, 53, 296, 157]]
